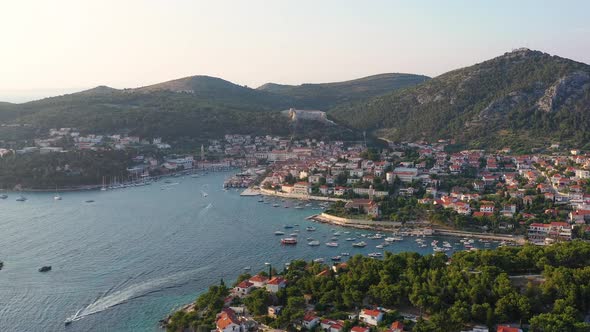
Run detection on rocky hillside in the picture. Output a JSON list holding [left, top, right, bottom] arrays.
[[330, 49, 590, 150]]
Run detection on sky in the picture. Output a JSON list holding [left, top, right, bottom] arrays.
[[1, 0, 589, 102]]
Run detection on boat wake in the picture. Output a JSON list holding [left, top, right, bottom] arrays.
[[198, 203, 213, 216], [66, 266, 211, 323]]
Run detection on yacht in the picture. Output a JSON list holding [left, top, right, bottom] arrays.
[[313, 258, 325, 263], [340, 252, 350, 256], [331, 256, 342, 261], [368, 252, 383, 258], [308, 240, 321, 246], [325, 242, 339, 247], [352, 241, 367, 248], [54, 195, 62, 201], [306, 226, 316, 231], [0, 194, 8, 199], [274, 231, 285, 236], [16, 196, 27, 202], [243, 266, 251, 271], [345, 237, 357, 241]]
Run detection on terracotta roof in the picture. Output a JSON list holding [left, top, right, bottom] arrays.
[[216, 308, 240, 330], [361, 309, 382, 317], [236, 280, 253, 288], [303, 313, 318, 322], [351, 327, 370, 332], [497, 326, 522, 332], [267, 277, 286, 285], [249, 275, 269, 283]]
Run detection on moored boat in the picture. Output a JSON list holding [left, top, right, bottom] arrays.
[[281, 237, 297, 245], [352, 241, 367, 248]]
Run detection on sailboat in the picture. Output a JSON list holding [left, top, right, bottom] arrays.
[[101, 176, 107, 191], [54, 186, 62, 200]]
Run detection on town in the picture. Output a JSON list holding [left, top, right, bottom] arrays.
[[2, 129, 590, 245]]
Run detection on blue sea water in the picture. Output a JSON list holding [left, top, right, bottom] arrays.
[[0, 172, 493, 331]]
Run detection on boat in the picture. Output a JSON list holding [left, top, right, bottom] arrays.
[[352, 241, 367, 248], [313, 258, 325, 263], [85, 200, 95, 203], [345, 237, 357, 241], [308, 240, 321, 246], [294, 205, 303, 209], [283, 225, 294, 229], [331, 256, 342, 261], [272, 204, 280, 207], [243, 266, 251, 271], [306, 226, 316, 231], [16, 195, 27, 202], [376, 244, 384, 249], [326, 242, 339, 247], [54, 186, 62, 200], [274, 231, 285, 235], [38, 266, 52, 272], [257, 199, 264, 202], [385, 236, 403, 242], [368, 252, 383, 258], [289, 233, 298, 237], [264, 262, 271, 265], [0, 194, 7, 199], [341, 252, 350, 256], [281, 237, 298, 245], [65, 309, 81, 326]]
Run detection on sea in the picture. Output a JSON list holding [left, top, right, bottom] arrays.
[[0, 171, 496, 331]]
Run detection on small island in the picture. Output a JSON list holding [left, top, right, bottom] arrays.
[[163, 241, 590, 332]]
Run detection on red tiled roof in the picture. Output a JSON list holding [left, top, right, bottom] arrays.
[[351, 327, 370, 332], [497, 326, 521, 332], [249, 275, 268, 283], [267, 277, 286, 285], [361, 309, 382, 317], [236, 280, 253, 288]]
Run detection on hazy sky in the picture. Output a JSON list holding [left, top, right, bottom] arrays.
[[1, 0, 589, 102]]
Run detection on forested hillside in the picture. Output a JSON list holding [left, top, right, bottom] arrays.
[[330, 49, 590, 150]]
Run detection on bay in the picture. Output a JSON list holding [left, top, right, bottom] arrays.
[[0, 172, 493, 331]]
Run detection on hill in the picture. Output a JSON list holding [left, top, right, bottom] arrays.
[[329, 49, 590, 151], [257, 73, 429, 110], [0, 72, 429, 144]]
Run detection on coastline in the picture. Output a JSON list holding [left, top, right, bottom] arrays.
[[259, 188, 349, 202], [309, 212, 526, 244], [6, 168, 239, 193]]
